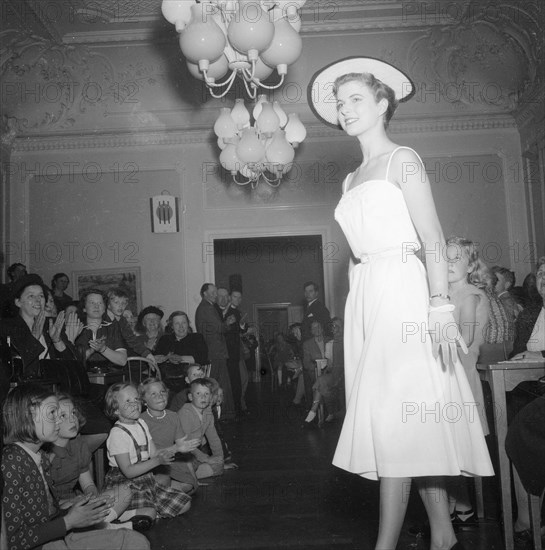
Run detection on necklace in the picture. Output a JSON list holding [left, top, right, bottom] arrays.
[[146, 409, 166, 419]]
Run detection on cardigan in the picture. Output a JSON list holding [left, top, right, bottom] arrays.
[[1, 443, 66, 550], [178, 404, 223, 462]]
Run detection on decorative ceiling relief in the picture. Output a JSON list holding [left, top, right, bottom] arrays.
[[0, 29, 116, 134], [407, 1, 542, 113], [72, 0, 160, 23]]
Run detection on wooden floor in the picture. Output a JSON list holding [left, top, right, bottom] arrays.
[[147, 377, 507, 550]]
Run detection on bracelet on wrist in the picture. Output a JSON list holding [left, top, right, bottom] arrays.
[[430, 293, 451, 301]]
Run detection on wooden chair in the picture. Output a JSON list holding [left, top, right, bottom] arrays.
[[124, 356, 161, 384]]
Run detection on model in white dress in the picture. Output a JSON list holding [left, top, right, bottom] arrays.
[[332, 146, 494, 481]]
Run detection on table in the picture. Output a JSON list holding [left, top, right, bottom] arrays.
[[477, 360, 545, 550], [87, 368, 125, 385]]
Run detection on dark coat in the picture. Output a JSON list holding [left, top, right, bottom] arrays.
[[506, 396, 545, 495], [0, 315, 74, 379], [301, 299, 331, 342], [195, 299, 228, 363], [510, 304, 544, 358]]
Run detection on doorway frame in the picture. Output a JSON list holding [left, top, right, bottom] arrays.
[[252, 302, 292, 340], [203, 225, 335, 315]]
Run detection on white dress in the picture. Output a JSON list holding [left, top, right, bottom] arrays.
[[332, 146, 494, 480]]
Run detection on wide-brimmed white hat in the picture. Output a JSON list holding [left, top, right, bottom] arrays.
[[307, 56, 415, 128]]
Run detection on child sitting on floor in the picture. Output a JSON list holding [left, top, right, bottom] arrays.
[[139, 377, 200, 494], [168, 363, 205, 412], [103, 382, 192, 531], [47, 392, 134, 530], [1, 383, 149, 550], [204, 378, 238, 469], [178, 378, 224, 479]]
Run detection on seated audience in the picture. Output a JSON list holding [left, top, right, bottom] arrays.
[[155, 311, 208, 379], [204, 377, 237, 468], [1, 277, 110, 453], [241, 325, 258, 375], [75, 289, 127, 368], [506, 394, 545, 546], [47, 392, 134, 529], [63, 300, 81, 321], [139, 377, 199, 494], [0, 274, 73, 379], [123, 309, 138, 335], [134, 306, 164, 354], [105, 288, 155, 363], [0, 262, 27, 319], [2, 383, 149, 549], [270, 332, 296, 387], [303, 318, 345, 426], [302, 320, 330, 408], [178, 378, 224, 479], [480, 268, 514, 362], [51, 272, 73, 312], [330, 317, 345, 408], [510, 257, 545, 362], [287, 323, 305, 405], [518, 271, 543, 309], [491, 265, 523, 321], [103, 382, 192, 530], [169, 363, 206, 412], [489, 258, 543, 546]]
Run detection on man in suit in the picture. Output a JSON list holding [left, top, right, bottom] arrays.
[[230, 290, 250, 413], [195, 283, 234, 419], [215, 287, 242, 417], [301, 281, 331, 342]]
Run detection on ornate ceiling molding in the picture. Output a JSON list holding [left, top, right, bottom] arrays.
[[406, 0, 543, 113], [0, 30, 117, 136], [11, 114, 516, 152], [3, 0, 62, 42], [23, 0, 458, 45]]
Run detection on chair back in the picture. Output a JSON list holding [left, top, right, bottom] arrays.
[[125, 356, 161, 383], [39, 359, 91, 395]]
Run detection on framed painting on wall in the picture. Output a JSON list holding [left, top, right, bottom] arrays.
[[72, 267, 142, 315]]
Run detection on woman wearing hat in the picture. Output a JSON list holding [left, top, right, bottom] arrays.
[[135, 306, 165, 354], [0, 275, 73, 380], [308, 58, 493, 549]]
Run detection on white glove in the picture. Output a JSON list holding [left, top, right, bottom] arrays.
[[428, 304, 468, 368]]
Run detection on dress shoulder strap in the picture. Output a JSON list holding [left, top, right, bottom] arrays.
[[342, 172, 353, 194], [385, 146, 425, 182]]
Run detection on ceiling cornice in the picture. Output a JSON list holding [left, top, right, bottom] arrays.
[[11, 114, 517, 152], [26, 0, 458, 45]]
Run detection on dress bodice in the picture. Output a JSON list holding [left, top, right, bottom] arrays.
[[334, 147, 421, 258]]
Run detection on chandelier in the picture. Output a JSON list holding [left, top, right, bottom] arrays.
[[215, 95, 306, 188], [161, 0, 306, 99]]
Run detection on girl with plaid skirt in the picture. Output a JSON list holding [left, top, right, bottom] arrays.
[[103, 382, 191, 530]]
